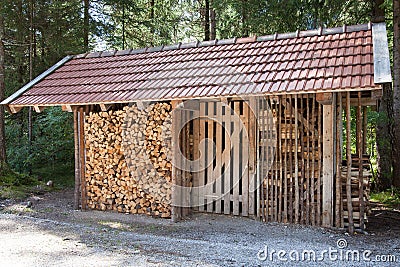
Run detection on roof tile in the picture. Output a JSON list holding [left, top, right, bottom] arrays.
[[9, 25, 381, 106]]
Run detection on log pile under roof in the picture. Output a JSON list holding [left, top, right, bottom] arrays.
[[84, 102, 172, 218]]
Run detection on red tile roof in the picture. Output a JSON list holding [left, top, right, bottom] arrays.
[[6, 23, 384, 107]]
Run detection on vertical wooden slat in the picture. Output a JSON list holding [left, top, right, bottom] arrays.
[[278, 96, 283, 222], [305, 97, 310, 225], [233, 101, 241, 215], [335, 93, 343, 228], [248, 98, 257, 217], [223, 101, 231, 215], [79, 107, 86, 211], [362, 106, 368, 153], [183, 109, 190, 216], [73, 108, 80, 210], [299, 96, 305, 223], [273, 99, 278, 221], [242, 101, 249, 216], [214, 102, 222, 214], [180, 108, 186, 217], [198, 102, 206, 212], [192, 109, 200, 211], [207, 102, 214, 213], [260, 98, 267, 221], [317, 101, 322, 226], [294, 96, 299, 223], [283, 96, 288, 223], [257, 98, 263, 220], [288, 95, 294, 223], [357, 92, 365, 231], [310, 95, 316, 225], [266, 97, 271, 221], [346, 92, 354, 234]]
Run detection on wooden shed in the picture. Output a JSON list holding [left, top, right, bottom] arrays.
[[1, 23, 391, 232]]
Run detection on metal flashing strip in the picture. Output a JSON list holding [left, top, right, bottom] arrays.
[[1, 55, 73, 105], [372, 22, 392, 84]]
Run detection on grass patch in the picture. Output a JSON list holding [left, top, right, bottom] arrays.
[[370, 189, 400, 209]]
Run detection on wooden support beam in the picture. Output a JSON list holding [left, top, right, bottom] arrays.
[[99, 103, 113, 111], [33, 105, 45, 113], [322, 96, 335, 227], [73, 108, 80, 210], [8, 105, 22, 114], [62, 105, 73, 112], [340, 97, 377, 107]]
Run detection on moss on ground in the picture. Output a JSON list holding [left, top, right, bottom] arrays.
[[0, 163, 48, 200]]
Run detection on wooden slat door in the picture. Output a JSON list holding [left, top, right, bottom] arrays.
[[191, 100, 255, 216]]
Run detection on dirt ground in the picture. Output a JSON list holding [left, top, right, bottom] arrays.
[[0, 189, 399, 267]]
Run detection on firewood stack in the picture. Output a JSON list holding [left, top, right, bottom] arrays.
[[85, 102, 172, 218], [341, 155, 372, 230]]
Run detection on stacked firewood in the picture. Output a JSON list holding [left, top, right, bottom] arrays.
[[341, 155, 372, 229], [85, 102, 172, 218]]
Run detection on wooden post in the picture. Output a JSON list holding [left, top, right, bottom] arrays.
[[362, 106, 368, 153], [357, 92, 365, 231], [73, 108, 80, 210], [171, 100, 182, 222], [79, 107, 87, 210], [248, 98, 256, 217], [335, 93, 343, 227], [322, 95, 335, 227], [346, 92, 354, 234]]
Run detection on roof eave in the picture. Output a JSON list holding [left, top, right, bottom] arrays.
[[0, 55, 73, 109]]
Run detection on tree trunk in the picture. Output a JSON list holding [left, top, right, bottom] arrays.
[[27, 0, 34, 174], [0, 10, 7, 164], [204, 0, 210, 41], [150, 0, 155, 45], [83, 0, 89, 51], [210, 7, 216, 40], [392, 0, 400, 187], [376, 83, 393, 190], [241, 0, 248, 37], [372, 0, 385, 22]]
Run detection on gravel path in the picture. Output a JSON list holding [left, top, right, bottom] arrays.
[[1, 189, 399, 266]]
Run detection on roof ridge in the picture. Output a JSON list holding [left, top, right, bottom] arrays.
[[74, 23, 373, 60]]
